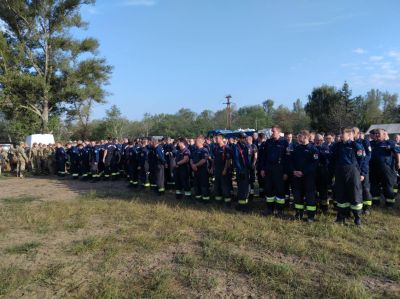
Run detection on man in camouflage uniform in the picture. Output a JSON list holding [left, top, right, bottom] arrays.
[[15, 142, 28, 178], [47, 144, 56, 175], [8, 145, 18, 173], [30, 143, 41, 175], [0, 146, 6, 175], [41, 144, 50, 174]]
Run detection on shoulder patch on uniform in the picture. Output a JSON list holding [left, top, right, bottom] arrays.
[[356, 150, 363, 156]]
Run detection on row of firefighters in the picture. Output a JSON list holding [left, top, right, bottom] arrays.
[[49, 126, 400, 226]]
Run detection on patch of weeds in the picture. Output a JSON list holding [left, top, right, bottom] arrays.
[[63, 216, 86, 232], [66, 236, 114, 255], [177, 267, 217, 292], [0, 196, 40, 205], [4, 241, 41, 255], [35, 262, 64, 286], [0, 266, 32, 296]]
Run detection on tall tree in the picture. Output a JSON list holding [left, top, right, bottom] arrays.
[[103, 105, 129, 139], [0, 0, 111, 133], [357, 89, 383, 130], [305, 85, 340, 132], [381, 91, 399, 122], [236, 105, 269, 130], [291, 99, 310, 133], [305, 83, 359, 133]]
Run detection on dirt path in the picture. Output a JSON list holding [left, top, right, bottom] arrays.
[[0, 176, 129, 201]]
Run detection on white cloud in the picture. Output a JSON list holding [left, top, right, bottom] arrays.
[[289, 13, 367, 29], [352, 48, 366, 54], [340, 63, 356, 68], [122, 0, 156, 6], [345, 49, 400, 88], [369, 56, 384, 62], [380, 62, 392, 70], [87, 6, 100, 15], [388, 50, 400, 61]]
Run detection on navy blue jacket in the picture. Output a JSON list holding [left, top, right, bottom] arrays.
[[55, 147, 67, 162], [287, 143, 319, 176], [233, 142, 251, 173], [370, 140, 400, 168], [260, 137, 288, 171], [330, 140, 367, 176], [213, 144, 232, 171], [191, 147, 209, 169], [316, 143, 331, 167]]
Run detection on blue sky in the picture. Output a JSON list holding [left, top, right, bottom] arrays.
[[77, 0, 400, 120]]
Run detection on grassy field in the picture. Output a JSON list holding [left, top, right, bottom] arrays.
[[0, 178, 399, 298]]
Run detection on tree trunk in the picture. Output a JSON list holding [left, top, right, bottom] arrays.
[[42, 98, 49, 133]]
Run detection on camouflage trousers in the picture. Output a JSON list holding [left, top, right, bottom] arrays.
[[17, 160, 26, 177]]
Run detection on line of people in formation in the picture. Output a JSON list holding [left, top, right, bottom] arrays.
[[1, 126, 399, 226]]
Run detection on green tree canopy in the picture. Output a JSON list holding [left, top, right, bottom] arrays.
[[0, 0, 112, 134]]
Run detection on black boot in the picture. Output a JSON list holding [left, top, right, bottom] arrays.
[[335, 209, 345, 225], [263, 205, 274, 216], [320, 204, 329, 214], [307, 211, 316, 223], [353, 210, 362, 226], [275, 207, 284, 218], [294, 210, 303, 221]]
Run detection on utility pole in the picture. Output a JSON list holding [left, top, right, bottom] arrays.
[[224, 95, 232, 130]]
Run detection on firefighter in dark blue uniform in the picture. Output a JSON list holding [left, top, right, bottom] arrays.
[[188, 139, 197, 188], [324, 133, 335, 198], [246, 135, 258, 200], [127, 141, 140, 188], [354, 128, 373, 214], [233, 133, 252, 211], [120, 138, 129, 178], [76, 143, 84, 177], [89, 141, 101, 181], [315, 134, 331, 213], [254, 133, 266, 198], [174, 138, 191, 199], [97, 141, 106, 178], [284, 132, 295, 203], [81, 142, 91, 180], [212, 133, 232, 205], [114, 141, 123, 179], [260, 125, 288, 216], [104, 139, 121, 180], [139, 139, 151, 188], [330, 127, 367, 225], [55, 142, 67, 176], [370, 128, 400, 207], [148, 140, 157, 190], [149, 138, 166, 195], [163, 137, 177, 190], [190, 136, 210, 202], [69, 143, 81, 179], [395, 134, 400, 195], [287, 130, 319, 221]]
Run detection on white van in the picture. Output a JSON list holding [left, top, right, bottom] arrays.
[[25, 134, 55, 147]]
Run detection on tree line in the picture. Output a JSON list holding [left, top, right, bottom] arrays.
[[36, 83, 398, 141]]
